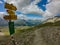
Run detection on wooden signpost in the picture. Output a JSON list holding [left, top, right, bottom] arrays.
[[4, 3, 17, 45], [4, 3, 17, 35]]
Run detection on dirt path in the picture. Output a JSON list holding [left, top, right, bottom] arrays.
[[33, 28, 45, 45]]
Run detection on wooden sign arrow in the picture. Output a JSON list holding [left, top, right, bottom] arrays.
[[3, 15, 17, 20], [5, 3, 17, 11], [7, 9, 15, 15]]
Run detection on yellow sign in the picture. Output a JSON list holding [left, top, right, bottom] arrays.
[[7, 9, 15, 15], [3, 15, 17, 20], [5, 3, 17, 11]]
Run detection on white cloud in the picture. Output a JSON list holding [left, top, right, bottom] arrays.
[[17, 14, 42, 20], [21, 4, 44, 15], [46, 0, 60, 15], [42, 0, 60, 20], [0, 12, 5, 19], [4, 0, 60, 21], [4, 0, 35, 10], [17, 14, 28, 20], [4, 0, 44, 15]]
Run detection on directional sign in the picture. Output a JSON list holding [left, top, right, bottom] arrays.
[[3, 15, 17, 20], [4, 3, 17, 36], [7, 9, 15, 15], [5, 3, 17, 11]]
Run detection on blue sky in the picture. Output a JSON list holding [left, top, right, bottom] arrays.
[[36, 0, 48, 11], [0, 0, 5, 12]]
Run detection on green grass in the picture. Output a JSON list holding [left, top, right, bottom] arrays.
[[3, 31, 10, 35], [0, 26, 31, 36]]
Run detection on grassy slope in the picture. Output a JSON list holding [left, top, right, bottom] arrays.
[[0, 21, 60, 45]]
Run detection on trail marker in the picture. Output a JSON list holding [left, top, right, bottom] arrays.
[[4, 3, 17, 35]]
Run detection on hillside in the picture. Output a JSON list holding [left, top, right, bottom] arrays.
[[9, 26, 60, 45], [12, 16, 60, 45], [44, 16, 60, 23], [0, 16, 60, 45], [35, 16, 60, 28]]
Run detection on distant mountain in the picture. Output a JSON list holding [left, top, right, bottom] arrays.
[[15, 19, 42, 26], [0, 18, 42, 26]]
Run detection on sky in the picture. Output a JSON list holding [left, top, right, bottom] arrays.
[[0, 0, 60, 21], [0, 0, 5, 12]]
